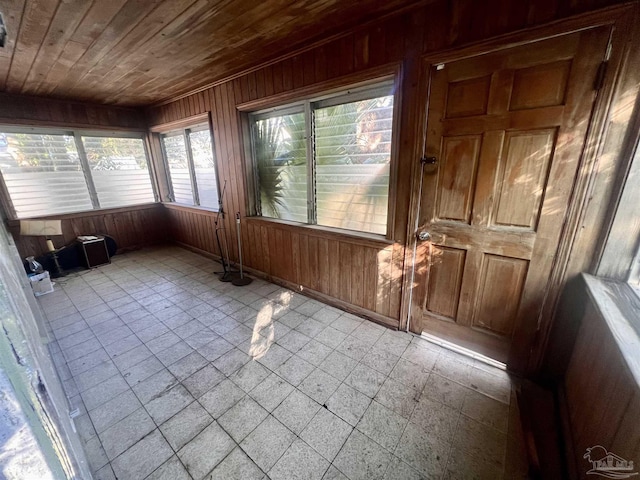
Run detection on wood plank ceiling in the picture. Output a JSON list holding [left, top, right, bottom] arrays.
[[0, 0, 425, 106]]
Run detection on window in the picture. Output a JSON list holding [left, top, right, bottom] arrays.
[[161, 124, 219, 209], [249, 81, 395, 235], [82, 136, 155, 209], [0, 130, 155, 218]]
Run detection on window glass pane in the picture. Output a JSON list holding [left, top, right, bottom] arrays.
[[82, 136, 154, 208], [0, 132, 93, 217], [162, 133, 194, 205], [189, 128, 219, 209], [253, 112, 307, 222], [314, 95, 393, 235]]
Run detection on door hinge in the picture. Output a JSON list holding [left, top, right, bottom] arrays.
[[420, 156, 437, 165], [594, 61, 608, 92]]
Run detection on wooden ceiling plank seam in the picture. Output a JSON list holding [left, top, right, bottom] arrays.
[[18, 0, 66, 92], [7, 0, 432, 105], [99, 0, 436, 104], [25, 0, 96, 95], [6, 0, 599, 107], [145, 0, 435, 107], [49, 0, 168, 97], [38, 0, 131, 96], [75, 0, 240, 94], [109, 0, 430, 105], [145, 0, 367, 95], [99, 0, 315, 103], [71, 0, 206, 98], [76, 0, 241, 103], [5, 0, 61, 92], [0, 0, 27, 91]]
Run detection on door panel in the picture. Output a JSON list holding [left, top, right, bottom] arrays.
[[426, 246, 466, 319], [413, 28, 610, 365], [436, 135, 482, 223], [493, 129, 555, 229], [473, 254, 528, 336], [510, 60, 572, 110], [445, 76, 492, 118]]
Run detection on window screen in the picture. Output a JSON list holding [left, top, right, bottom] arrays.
[[82, 136, 154, 209], [314, 95, 393, 235], [0, 131, 157, 219], [0, 133, 92, 217], [162, 132, 194, 205], [161, 124, 220, 209], [189, 128, 219, 209], [253, 111, 307, 223], [249, 82, 395, 235]]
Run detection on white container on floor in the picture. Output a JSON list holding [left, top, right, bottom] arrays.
[[29, 271, 54, 296]]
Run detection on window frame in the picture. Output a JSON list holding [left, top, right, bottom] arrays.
[[158, 120, 221, 211], [245, 77, 399, 239], [0, 125, 158, 220]]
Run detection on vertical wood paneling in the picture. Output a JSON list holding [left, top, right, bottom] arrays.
[[318, 238, 330, 294], [351, 246, 364, 307], [261, 225, 271, 275], [563, 294, 640, 478], [299, 234, 309, 287], [329, 239, 340, 299], [143, 0, 634, 329], [338, 243, 352, 304], [10, 204, 167, 259], [307, 236, 319, 291], [291, 231, 300, 285], [0, 93, 145, 128], [274, 229, 284, 280]]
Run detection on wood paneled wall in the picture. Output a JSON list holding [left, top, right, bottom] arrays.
[[0, 93, 168, 258], [0, 92, 157, 259], [562, 276, 640, 479], [164, 205, 221, 258], [9, 204, 168, 260], [242, 220, 404, 326], [0, 93, 146, 130], [146, 0, 631, 327]]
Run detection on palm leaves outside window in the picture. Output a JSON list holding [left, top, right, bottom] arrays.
[[251, 84, 394, 235]]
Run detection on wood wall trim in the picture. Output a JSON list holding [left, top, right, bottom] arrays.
[[148, 2, 433, 108], [144, 0, 640, 375], [162, 203, 220, 215], [0, 118, 147, 132], [420, 2, 634, 65], [6, 203, 160, 226], [596, 58, 640, 278], [400, 4, 638, 369], [0, 93, 145, 130], [245, 216, 395, 249], [234, 64, 400, 113], [250, 267, 401, 331], [173, 240, 400, 330], [7, 203, 168, 258], [558, 275, 640, 478], [530, 4, 639, 373], [149, 113, 210, 132], [162, 203, 394, 248]]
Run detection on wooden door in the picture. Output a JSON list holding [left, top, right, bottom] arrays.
[[413, 28, 611, 365]]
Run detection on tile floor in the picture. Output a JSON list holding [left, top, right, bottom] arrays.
[[40, 246, 529, 480]]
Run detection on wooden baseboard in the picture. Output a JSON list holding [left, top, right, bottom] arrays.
[[555, 384, 578, 480], [173, 240, 400, 331], [517, 380, 568, 480]]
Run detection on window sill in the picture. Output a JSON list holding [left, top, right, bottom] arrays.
[[583, 274, 640, 387], [161, 202, 220, 214], [245, 216, 395, 247], [6, 203, 161, 226]]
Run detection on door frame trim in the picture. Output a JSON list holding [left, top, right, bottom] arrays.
[[399, 2, 636, 375]]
